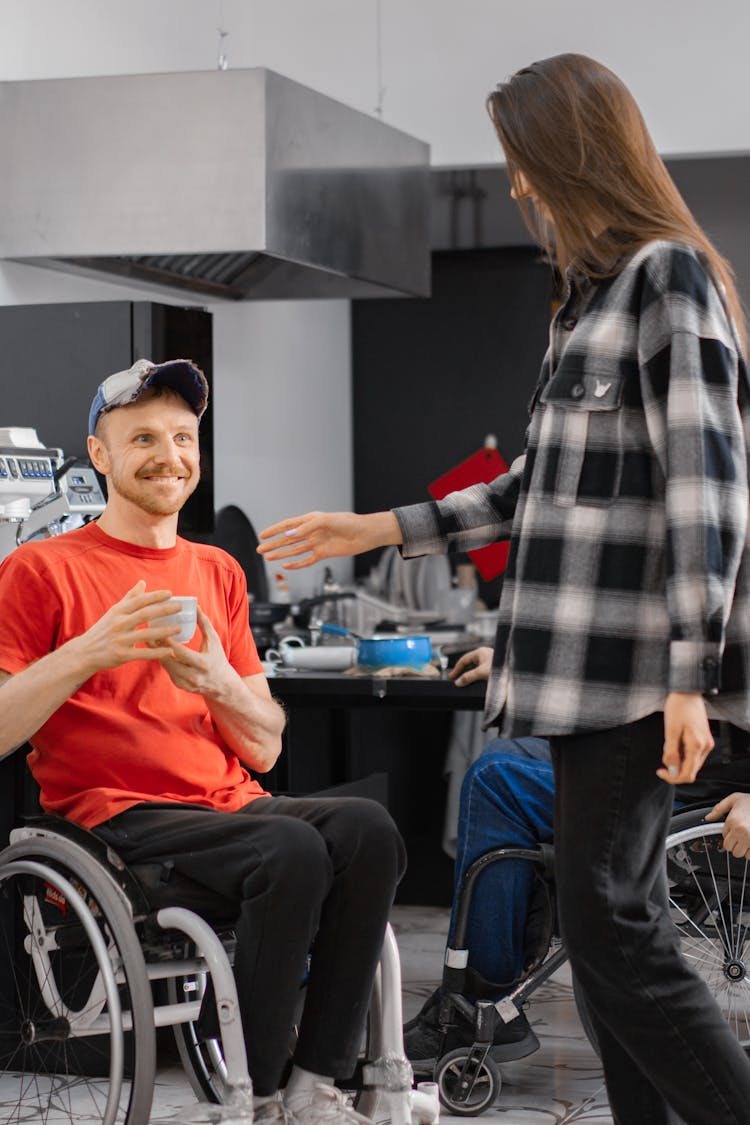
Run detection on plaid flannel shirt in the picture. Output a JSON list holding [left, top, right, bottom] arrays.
[[394, 241, 750, 737]]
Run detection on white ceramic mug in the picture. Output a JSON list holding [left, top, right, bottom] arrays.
[[265, 636, 356, 671], [163, 596, 198, 643]]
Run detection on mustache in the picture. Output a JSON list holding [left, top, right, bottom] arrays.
[[136, 466, 189, 478]]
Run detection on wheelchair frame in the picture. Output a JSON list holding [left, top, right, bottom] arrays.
[[422, 804, 750, 1116], [0, 818, 440, 1125]]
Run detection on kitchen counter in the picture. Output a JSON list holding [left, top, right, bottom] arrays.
[[267, 670, 487, 905], [269, 668, 485, 710]]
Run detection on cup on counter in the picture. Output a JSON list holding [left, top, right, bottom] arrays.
[[162, 596, 198, 643], [265, 635, 356, 671]]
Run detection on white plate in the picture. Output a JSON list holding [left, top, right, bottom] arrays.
[[279, 645, 356, 671]]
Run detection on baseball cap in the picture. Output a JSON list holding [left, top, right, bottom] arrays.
[[88, 358, 209, 436]]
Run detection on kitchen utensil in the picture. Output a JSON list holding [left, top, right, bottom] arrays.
[[358, 634, 432, 667], [321, 622, 432, 667], [266, 636, 356, 671], [321, 623, 363, 640]]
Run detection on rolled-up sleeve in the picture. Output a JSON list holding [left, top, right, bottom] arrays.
[[393, 453, 526, 559]]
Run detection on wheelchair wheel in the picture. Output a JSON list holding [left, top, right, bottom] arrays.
[[169, 962, 381, 1115], [0, 839, 156, 1125], [666, 816, 750, 1049], [168, 964, 230, 1104], [434, 1046, 501, 1117]]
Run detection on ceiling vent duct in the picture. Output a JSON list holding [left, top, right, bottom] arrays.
[[0, 68, 430, 300]]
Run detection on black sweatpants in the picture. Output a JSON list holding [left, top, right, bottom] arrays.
[[93, 795, 406, 1095]]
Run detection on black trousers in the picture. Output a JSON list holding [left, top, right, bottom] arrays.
[[94, 795, 406, 1095], [552, 713, 750, 1125]]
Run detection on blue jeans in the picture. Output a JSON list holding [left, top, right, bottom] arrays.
[[448, 737, 554, 997], [553, 714, 750, 1125]]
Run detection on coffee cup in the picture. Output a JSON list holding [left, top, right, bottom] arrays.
[[163, 596, 198, 644]]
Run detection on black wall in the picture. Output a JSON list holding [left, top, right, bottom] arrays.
[[349, 247, 553, 901], [351, 246, 552, 595]]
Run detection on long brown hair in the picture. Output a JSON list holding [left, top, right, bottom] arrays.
[[487, 54, 746, 352]]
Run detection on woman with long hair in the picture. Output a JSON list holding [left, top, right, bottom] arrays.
[[259, 54, 750, 1122]]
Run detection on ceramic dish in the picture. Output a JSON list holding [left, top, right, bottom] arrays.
[[266, 642, 356, 672]]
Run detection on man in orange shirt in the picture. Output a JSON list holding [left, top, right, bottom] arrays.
[[0, 359, 404, 1124]]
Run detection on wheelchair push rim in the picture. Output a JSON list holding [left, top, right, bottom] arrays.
[[665, 820, 750, 1049], [0, 841, 156, 1125]]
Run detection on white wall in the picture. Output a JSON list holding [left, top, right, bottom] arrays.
[[1, 1, 748, 599], [211, 298, 353, 600], [1, 0, 748, 166]]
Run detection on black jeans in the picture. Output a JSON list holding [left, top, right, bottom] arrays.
[[94, 795, 406, 1095], [552, 713, 750, 1125]]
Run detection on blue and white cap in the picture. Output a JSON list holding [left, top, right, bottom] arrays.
[[88, 358, 209, 435]]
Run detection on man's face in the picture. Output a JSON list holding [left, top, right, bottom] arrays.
[[88, 390, 201, 518]]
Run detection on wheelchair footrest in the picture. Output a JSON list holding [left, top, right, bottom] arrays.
[[362, 1051, 413, 1092]]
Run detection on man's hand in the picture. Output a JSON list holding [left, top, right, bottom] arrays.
[[71, 580, 181, 675], [449, 646, 494, 687], [159, 605, 232, 696], [656, 691, 715, 785], [257, 510, 402, 570], [160, 606, 286, 772], [705, 793, 750, 858], [0, 580, 183, 758]]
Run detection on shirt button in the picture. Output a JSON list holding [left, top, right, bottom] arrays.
[[570, 383, 585, 399], [562, 316, 578, 330]]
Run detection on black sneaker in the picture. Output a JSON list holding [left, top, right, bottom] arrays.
[[403, 987, 540, 1072]]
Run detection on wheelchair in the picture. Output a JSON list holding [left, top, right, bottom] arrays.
[[419, 804, 750, 1117], [0, 814, 441, 1125]]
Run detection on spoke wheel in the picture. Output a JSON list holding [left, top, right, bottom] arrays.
[[0, 843, 155, 1124], [169, 966, 229, 1105], [666, 820, 750, 1050], [169, 961, 381, 1116]]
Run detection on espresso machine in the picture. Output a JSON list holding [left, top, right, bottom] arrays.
[[0, 426, 105, 563]]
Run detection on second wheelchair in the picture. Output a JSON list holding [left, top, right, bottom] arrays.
[[414, 804, 750, 1116]]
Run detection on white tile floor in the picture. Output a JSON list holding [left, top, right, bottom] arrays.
[[394, 906, 611, 1124], [0, 904, 611, 1124], [147, 905, 612, 1123]]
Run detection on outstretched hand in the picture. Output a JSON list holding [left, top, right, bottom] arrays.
[[656, 692, 715, 785], [257, 510, 402, 570]]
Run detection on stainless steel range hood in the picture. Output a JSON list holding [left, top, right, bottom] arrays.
[[0, 69, 430, 300]]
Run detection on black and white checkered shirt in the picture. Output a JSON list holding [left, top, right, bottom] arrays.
[[395, 241, 750, 737]]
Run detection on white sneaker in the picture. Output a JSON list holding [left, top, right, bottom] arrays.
[[300, 1084, 373, 1123], [254, 1096, 299, 1123]]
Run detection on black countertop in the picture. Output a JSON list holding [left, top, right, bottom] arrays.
[[269, 670, 486, 710]]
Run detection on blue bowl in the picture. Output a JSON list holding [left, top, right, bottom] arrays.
[[357, 634, 432, 668]]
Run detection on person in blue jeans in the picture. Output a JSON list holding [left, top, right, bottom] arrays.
[[403, 646, 554, 1067], [404, 646, 750, 1072]]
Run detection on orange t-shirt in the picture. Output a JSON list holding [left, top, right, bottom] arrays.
[[0, 522, 268, 827]]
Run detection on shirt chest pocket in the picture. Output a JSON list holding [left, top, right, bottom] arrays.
[[539, 367, 625, 507]]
